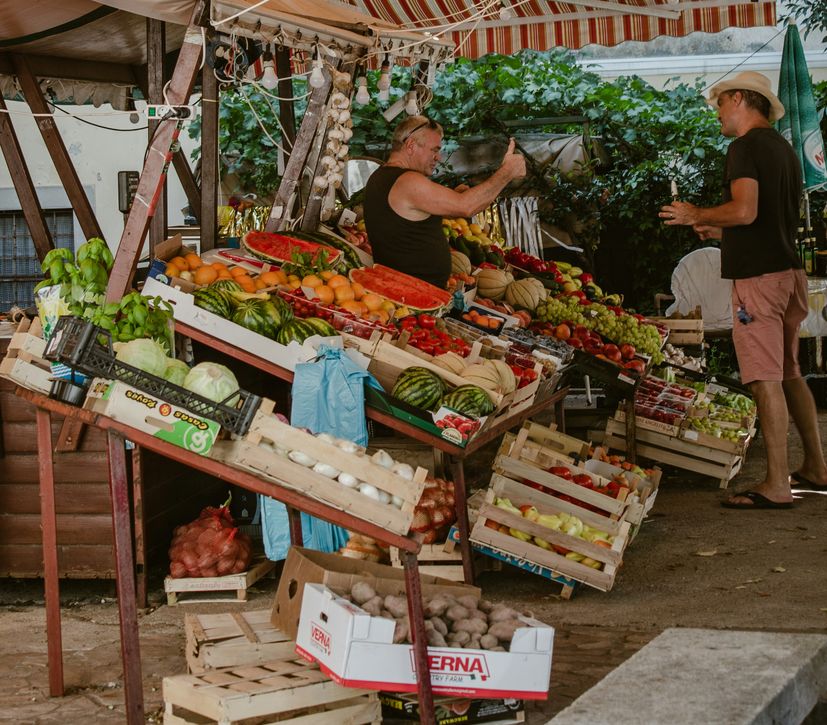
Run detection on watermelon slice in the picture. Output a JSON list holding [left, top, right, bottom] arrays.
[[242, 230, 341, 266], [350, 264, 452, 311]]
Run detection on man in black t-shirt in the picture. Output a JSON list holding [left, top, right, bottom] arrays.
[[660, 71, 827, 508], [364, 116, 526, 288]]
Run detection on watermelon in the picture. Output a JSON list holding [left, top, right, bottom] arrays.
[[303, 317, 337, 337], [209, 279, 243, 294], [350, 264, 452, 311], [392, 367, 446, 411], [276, 319, 318, 345], [192, 288, 232, 318], [260, 299, 291, 330], [243, 230, 341, 267], [231, 300, 278, 338], [440, 384, 495, 418]]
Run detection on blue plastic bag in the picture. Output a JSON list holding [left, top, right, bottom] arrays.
[[260, 345, 382, 560]]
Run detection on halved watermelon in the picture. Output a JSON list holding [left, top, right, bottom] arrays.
[[242, 230, 341, 267], [350, 264, 452, 311]]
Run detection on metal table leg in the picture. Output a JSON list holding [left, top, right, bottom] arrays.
[[402, 550, 435, 724], [106, 432, 144, 724], [36, 408, 63, 696], [449, 456, 475, 584]]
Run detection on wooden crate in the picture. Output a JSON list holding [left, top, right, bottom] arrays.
[[518, 421, 591, 461], [0, 317, 52, 395], [470, 472, 630, 592], [185, 611, 295, 674], [588, 447, 662, 528], [388, 539, 464, 581], [649, 314, 704, 346], [603, 417, 743, 489], [210, 402, 427, 537], [163, 657, 380, 724], [164, 558, 275, 606]]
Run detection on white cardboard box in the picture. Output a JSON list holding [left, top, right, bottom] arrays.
[[296, 583, 554, 699], [84, 378, 220, 455]]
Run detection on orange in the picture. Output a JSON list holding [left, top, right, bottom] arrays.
[[320, 270, 337, 281], [338, 299, 366, 316], [367, 309, 390, 324], [350, 282, 365, 300], [236, 275, 256, 293], [327, 274, 350, 289], [362, 293, 383, 312], [165, 262, 182, 278], [259, 270, 286, 287], [302, 274, 324, 289], [193, 265, 218, 285], [230, 265, 248, 278], [170, 255, 190, 271], [288, 278, 302, 290], [334, 285, 355, 303], [315, 285, 335, 305], [184, 253, 203, 270], [254, 278, 268, 290], [216, 268, 233, 280], [211, 261, 229, 272]]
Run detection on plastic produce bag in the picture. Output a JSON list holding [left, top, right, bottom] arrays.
[[260, 345, 383, 560]]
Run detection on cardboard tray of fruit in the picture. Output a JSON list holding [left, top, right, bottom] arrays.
[[470, 470, 631, 592]]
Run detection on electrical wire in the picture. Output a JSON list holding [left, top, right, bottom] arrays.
[[701, 26, 786, 92], [47, 101, 148, 131]]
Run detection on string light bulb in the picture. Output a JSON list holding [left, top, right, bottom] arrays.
[[354, 76, 370, 105], [309, 57, 326, 89], [404, 91, 419, 116], [377, 58, 391, 91], [261, 52, 278, 90], [499, 2, 513, 20]]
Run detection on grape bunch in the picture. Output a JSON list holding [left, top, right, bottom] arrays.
[[688, 416, 748, 443]]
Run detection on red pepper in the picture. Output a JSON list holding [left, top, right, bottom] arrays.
[[417, 313, 436, 329]]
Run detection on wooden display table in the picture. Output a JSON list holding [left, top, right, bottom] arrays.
[[14, 387, 436, 725]]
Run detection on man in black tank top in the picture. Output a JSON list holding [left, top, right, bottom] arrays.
[[659, 71, 827, 508], [364, 115, 526, 288]]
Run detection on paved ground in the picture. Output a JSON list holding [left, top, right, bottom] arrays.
[[2, 411, 826, 723]]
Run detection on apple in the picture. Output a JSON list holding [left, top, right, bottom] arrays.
[[573, 325, 590, 341], [620, 343, 636, 359], [603, 344, 622, 363], [567, 337, 584, 349], [624, 359, 646, 374]]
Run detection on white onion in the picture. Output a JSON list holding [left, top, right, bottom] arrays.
[[376, 489, 391, 505], [315, 432, 336, 444], [338, 472, 359, 488], [391, 463, 414, 481], [358, 483, 381, 501], [391, 495, 404, 510], [288, 450, 316, 467], [371, 449, 394, 469], [313, 462, 340, 478], [336, 439, 362, 454]]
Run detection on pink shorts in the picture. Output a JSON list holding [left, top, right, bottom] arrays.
[[731, 269, 808, 384]]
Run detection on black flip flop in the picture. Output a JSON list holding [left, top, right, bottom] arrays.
[[791, 472, 827, 491], [721, 491, 794, 510]]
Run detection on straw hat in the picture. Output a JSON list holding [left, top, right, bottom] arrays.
[[706, 71, 785, 122]]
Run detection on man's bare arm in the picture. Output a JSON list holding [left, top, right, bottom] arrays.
[[659, 177, 758, 228]]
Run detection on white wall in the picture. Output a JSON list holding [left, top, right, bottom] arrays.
[[0, 98, 199, 254]]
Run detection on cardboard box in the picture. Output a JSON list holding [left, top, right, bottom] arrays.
[[84, 377, 220, 455], [296, 583, 554, 699], [273, 547, 477, 639], [379, 691, 525, 724]]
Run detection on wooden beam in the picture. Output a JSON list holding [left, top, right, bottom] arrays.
[[171, 149, 201, 222], [147, 18, 167, 253], [199, 53, 219, 251], [266, 62, 337, 232], [275, 46, 296, 159], [0, 53, 136, 85], [106, 0, 210, 301], [12, 54, 103, 242], [0, 94, 53, 261]]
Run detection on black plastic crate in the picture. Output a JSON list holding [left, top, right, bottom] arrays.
[[570, 348, 641, 398], [43, 316, 261, 436]]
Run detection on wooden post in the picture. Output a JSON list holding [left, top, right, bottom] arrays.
[[0, 94, 53, 260], [147, 18, 167, 253], [265, 61, 338, 232], [275, 46, 296, 159], [12, 54, 103, 241], [106, 0, 209, 301], [199, 50, 219, 251], [172, 151, 201, 223]]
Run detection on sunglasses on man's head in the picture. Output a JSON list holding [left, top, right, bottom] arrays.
[[401, 119, 438, 143]]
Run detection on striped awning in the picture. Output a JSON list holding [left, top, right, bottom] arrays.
[[342, 0, 777, 56]]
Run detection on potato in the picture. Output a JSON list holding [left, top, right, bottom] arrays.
[[464, 635, 481, 649], [393, 619, 409, 644], [456, 594, 479, 610], [452, 618, 488, 636], [383, 594, 408, 619], [487, 619, 522, 643], [350, 581, 377, 605], [361, 595, 383, 617], [429, 617, 448, 636], [478, 599, 494, 613], [488, 605, 521, 623], [426, 629, 447, 648], [469, 609, 488, 622], [445, 604, 470, 623], [480, 634, 498, 650], [447, 631, 471, 647], [424, 595, 453, 618]]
